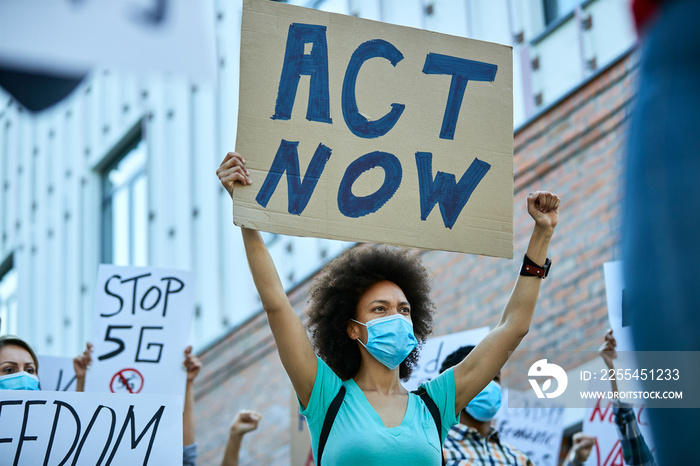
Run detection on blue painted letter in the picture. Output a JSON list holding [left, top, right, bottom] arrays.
[[415, 152, 490, 229], [422, 53, 498, 140], [272, 23, 332, 124], [256, 140, 332, 215], [338, 151, 402, 217], [342, 40, 405, 138]]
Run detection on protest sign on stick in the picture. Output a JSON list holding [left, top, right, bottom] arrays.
[[234, 0, 513, 257], [0, 390, 181, 466], [87, 265, 194, 397], [584, 261, 656, 465], [603, 261, 635, 352]]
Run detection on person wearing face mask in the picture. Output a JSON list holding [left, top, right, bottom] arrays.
[[217, 152, 560, 466], [0, 335, 93, 392], [0, 335, 41, 391], [439, 346, 595, 466]]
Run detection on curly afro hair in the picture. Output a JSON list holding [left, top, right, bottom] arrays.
[[307, 245, 435, 381]]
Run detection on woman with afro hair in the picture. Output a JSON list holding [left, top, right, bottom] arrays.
[[217, 152, 560, 466]]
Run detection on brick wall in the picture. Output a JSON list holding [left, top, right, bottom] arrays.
[[193, 50, 637, 465]]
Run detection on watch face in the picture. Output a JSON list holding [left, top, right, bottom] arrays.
[[543, 258, 552, 277]]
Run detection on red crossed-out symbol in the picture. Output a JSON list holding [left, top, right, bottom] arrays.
[[110, 368, 144, 394]]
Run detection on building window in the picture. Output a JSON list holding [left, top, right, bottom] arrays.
[[0, 255, 17, 335], [543, 0, 582, 26], [101, 137, 148, 266]]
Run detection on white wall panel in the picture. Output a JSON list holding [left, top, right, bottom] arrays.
[[15, 109, 31, 339], [470, 0, 511, 45], [531, 19, 582, 107], [1, 107, 17, 257], [63, 104, 82, 355], [167, 80, 194, 272], [585, 0, 636, 67], [50, 109, 67, 353], [425, 0, 467, 37], [190, 83, 224, 344]]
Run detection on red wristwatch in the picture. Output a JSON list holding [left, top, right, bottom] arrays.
[[519, 254, 551, 279]]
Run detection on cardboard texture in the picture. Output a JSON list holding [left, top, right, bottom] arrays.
[[235, 0, 513, 257]]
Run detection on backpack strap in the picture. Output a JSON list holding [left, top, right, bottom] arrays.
[[317, 386, 445, 466], [412, 387, 446, 466], [317, 385, 346, 466]]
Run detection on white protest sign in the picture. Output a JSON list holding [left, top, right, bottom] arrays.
[[603, 261, 634, 352], [0, 0, 216, 82], [602, 261, 647, 396], [37, 355, 77, 392], [496, 389, 565, 466], [0, 390, 181, 466], [88, 265, 193, 397], [403, 327, 490, 391], [234, 0, 513, 257], [582, 397, 655, 466], [586, 261, 655, 464]]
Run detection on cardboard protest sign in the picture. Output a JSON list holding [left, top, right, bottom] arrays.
[[234, 0, 513, 257], [582, 397, 655, 466], [496, 389, 565, 466], [0, 390, 181, 466], [87, 265, 193, 397], [37, 355, 78, 392]]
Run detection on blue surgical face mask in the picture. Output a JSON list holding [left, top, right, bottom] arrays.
[[351, 314, 418, 370], [465, 380, 502, 422], [0, 372, 40, 391]]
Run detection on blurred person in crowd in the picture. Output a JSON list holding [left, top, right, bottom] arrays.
[[183, 345, 203, 466], [221, 410, 262, 466], [439, 345, 595, 466], [73, 342, 93, 392], [0, 334, 93, 391], [0, 334, 40, 390], [217, 151, 559, 465], [622, 0, 700, 461], [599, 330, 656, 466]]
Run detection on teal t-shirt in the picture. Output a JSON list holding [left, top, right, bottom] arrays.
[[300, 356, 459, 466]]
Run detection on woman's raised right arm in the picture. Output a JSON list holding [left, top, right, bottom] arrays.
[[217, 152, 318, 407]]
